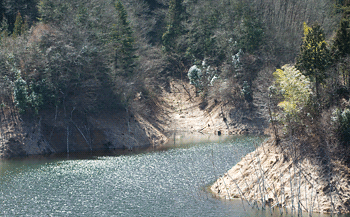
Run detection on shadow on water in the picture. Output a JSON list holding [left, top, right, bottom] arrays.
[[1, 133, 256, 161]]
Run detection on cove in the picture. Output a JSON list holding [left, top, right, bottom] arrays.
[[0, 135, 330, 216]]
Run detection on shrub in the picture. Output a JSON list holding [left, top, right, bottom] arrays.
[[187, 65, 202, 89], [13, 70, 43, 114], [13, 70, 29, 113], [241, 81, 252, 102], [272, 64, 312, 123], [296, 22, 332, 98]]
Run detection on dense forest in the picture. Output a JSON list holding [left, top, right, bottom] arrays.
[[0, 0, 350, 162]]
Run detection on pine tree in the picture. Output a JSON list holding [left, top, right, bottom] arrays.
[[113, 0, 137, 76], [296, 22, 331, 98], [4, 0, 39, 25], [185, 2, 219, 63], [162, 0, 184, 53], [239, 15, 264, 53], [333, 19, 350, 59], [12, 12, 27, 37], [333, 19, 350, 88]]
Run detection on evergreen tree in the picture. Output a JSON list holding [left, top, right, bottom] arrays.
[[333, 19, 350, 88], [185, 2, 220, 64], [113, 0, 137, 76], [296, 23, 331, 98], [333, 19, 350, 59], [162, 0, 185, 53], [238, 14, 264, 53], [12, 12, 27, 37], [3, 0, 38, 30]]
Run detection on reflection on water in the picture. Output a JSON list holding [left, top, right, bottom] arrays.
[[0, 135, 335, 216]]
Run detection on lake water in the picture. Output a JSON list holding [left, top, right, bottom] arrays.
[[0, 135, 332, 216]]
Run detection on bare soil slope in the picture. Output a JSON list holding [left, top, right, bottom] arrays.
[[211, 139, 350, 214], [150, 79, 268, 136], [0, 78, 268, 158]]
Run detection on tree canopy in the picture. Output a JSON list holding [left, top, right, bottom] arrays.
[[296, 22, 332, 97]]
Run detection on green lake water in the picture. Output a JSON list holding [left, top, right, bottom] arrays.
[[0, 135, 334, 216]]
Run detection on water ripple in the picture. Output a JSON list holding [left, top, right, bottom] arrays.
[[0, 135, 300, 216]]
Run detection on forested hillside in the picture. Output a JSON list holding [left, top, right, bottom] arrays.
[[1, 0, 350, 161], [0, 0, 339, 113]]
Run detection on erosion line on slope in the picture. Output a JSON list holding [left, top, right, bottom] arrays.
[[278, 139, 315, 188], [71, 120, 91, 151], [220, 106, 229, 130], [249, 151, 264, 209], [298, 169, 303, 215], [181, 84, 193, 102], [310, 184, 316, 215], [272, 182, 283, 215], [254, 142, 267, 207], [310, 179, 314, 216], [330, 174, 346, 213], [287, 136, 303, 215], [324, 141, 335, 215], [239, 167, 253, 205], [246, 156, 260, 209], [289, 166, 294, 215], [226, 172, 249, 210], [260, 179, 274, 215], [280, 169, 285, 215], [299, 199, 308, 214], [282, 151, 318, 213], [125, 134, 140, 148], [305, 175, 308, 214], [268, 103, 279, 143]]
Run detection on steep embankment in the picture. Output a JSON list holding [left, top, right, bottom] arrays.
[[0, 78, 268, 158], [211, 139, 350, 214], [147, 79, 268, 136], [0, 108, 167, 158]]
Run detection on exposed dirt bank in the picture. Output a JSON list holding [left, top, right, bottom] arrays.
[[0, 78, 268, 158], [141, 79, 268, 137], [211, 139, 350, 214], [0, 108, 167, 158]]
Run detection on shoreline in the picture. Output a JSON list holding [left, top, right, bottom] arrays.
[[0, 79, 267, 159], [210, 139, 350, 214]]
